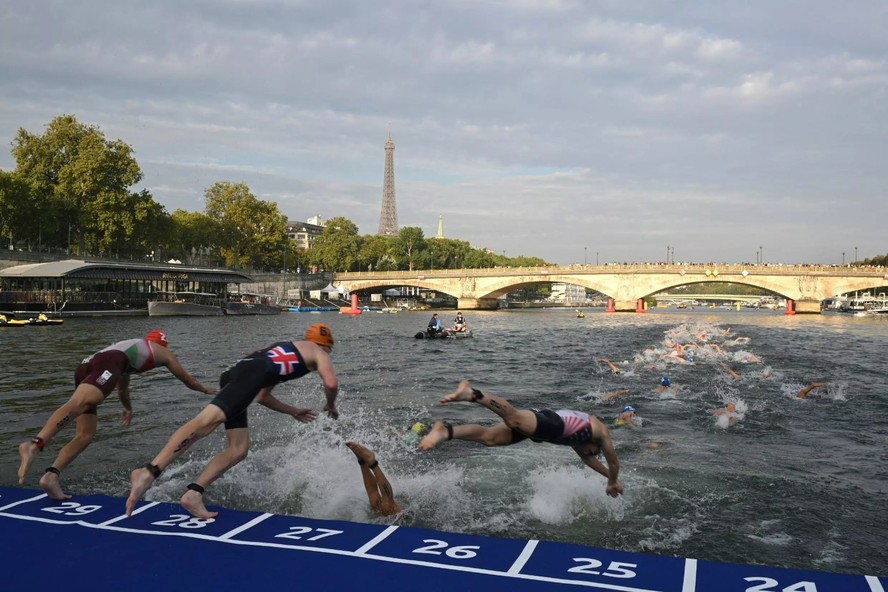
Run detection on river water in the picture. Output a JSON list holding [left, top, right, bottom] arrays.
[[1, 308, 886, 576]]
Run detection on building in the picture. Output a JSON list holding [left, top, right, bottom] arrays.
[[286, 216, 325, 251]]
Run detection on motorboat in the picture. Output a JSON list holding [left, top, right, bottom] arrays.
[[148, 291, 224, 316], [0, 315, 28, 327], [414, 329, 473, 339], [225, 292, 281, 315], [28, 313, 64, 326]]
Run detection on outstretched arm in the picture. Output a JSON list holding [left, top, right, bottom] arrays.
[[798, 382, 827, 399], [117, 374, 133, 427], [159, 351, 217, 395], [256, 387, 317, 422], [314, 353, 339, 419]]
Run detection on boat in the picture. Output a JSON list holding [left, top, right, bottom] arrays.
[[414, 329, 473, 339], [576, 309, 585, 318], [225, 292, 281, 315], [27, 313, 64, 326], [147, 291, 224, 317], [0, 314, 29, 327]]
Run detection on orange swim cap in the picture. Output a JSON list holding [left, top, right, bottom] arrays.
[[145, 329, 168, 348], [305, 323, 334, 348], [726, 403, 736, 412]]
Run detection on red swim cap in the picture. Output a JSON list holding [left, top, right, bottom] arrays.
[[145, 329, 169, 348]]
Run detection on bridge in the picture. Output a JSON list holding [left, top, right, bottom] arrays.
[[333, 263, 888, 313]]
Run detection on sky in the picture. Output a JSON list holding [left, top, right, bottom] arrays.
[[1, 1, 886, 266]]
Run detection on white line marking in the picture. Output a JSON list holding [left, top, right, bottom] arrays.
[[353, 524, 398, 555], [867, 575, 885, 592], [219, 512, 273, 539], [508, 539, 538, 575], [99, 502, 159, 526], [0, 492, 47, 511], [681, 558, 697, 592]]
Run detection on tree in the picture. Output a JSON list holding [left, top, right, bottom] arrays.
[[396, 226, 426, 271], [359, 234, 396, 271], [0, 170, 37, 250], [167, 209, 221, 265], [204, 182, 288, 270], [11, 115, 144, 255], [309, 216, 361, 272]]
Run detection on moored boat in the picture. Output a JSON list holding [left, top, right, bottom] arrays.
[[148, 291, 224, 316], [225, 292, 281, 315]]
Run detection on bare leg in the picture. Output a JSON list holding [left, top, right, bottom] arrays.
[[18, 384, 103, 485], [346, 442, 384, 512], [126, 405, 226, 516], [38, 414, 98, 500], [419, 421, 514, 450], [438, 380, 538, 434], [370, 464, 402, 516], [180, 428, 249, 519]]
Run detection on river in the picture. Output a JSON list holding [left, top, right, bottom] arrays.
[[1, 308, 886, 576]]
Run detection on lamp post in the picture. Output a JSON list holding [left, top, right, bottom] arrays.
[[584, 247, 587, 265], [666, 245, 670, 264], [596, 251, 599, 266], [670, 246, 675, 264], [759, 246, 763, 265], [842, 252, 845, 266], [854, 246, 858, 263]]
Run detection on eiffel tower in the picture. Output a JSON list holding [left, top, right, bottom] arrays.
[[377, 131, 398, 235]]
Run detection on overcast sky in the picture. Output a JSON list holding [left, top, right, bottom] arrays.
[[1, 1, 886, 265]]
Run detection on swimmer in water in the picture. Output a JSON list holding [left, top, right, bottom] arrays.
[[419, 380, 624, 497], [720, 364, 741, 381], [613, 405, 638, 428], [345, 441, 403, 517], [595, 358, 621, 374], [797, 382, 827, 399], [655, 376, 674, 394]]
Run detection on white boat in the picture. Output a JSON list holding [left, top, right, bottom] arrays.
[[148, 291, 224, 316], [225, 292, 281, 315]]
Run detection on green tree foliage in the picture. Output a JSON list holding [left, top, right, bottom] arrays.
[[359, 234, 396, 271], [396, 226, 426, 271], [0, 170, 38, 249], [11, 115, 151, 256], [204, 182, 288, 270], [309, 216, 361, 272], [167, 209, 222, 265]]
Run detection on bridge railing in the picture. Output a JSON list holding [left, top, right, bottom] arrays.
[[336, 263, 888, 279]]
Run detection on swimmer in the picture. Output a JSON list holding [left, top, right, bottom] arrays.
[[345, 441, 403, 517], [595, 358, 621, 374], [419, 380, 623, 497], [655, 376, 674, 394], [713, 402, 737, 417], [613, 405, 638, 428], [797, 382, 827, 399], [720, 364, 741, 381], [601, 389, 630, 402]]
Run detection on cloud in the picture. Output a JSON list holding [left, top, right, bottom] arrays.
[[0, 0, 886, 265]]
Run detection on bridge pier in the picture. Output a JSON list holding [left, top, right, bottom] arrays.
[[610, 300, 639, 313], [793, 300, 822, 314], [457, 297, 499, 310]]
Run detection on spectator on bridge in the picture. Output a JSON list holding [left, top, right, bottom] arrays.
[[419, 380, 624, 498], [125, 323, 339, 519]]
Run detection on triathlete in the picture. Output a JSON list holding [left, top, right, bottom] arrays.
[[126, 323, 339, 519], [419, 380, 623, 498], [17, 330, 215, 499]]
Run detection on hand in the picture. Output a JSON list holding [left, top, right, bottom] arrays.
[[120, 409, 133, 427], [323, 402, 339, 420], [606, 481, 624, 498], [291, 408, 317, 423], [203, 386, 218, 395]]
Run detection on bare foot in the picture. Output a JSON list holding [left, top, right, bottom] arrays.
[[126, 468, 155, 517], [438, 380, 476, 404], [345, 441, 376, 466], [38, 471, 72, 500], [419, 421, 449, 450], [180, 489, 218, 519], [17, 441, 39, 485]]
